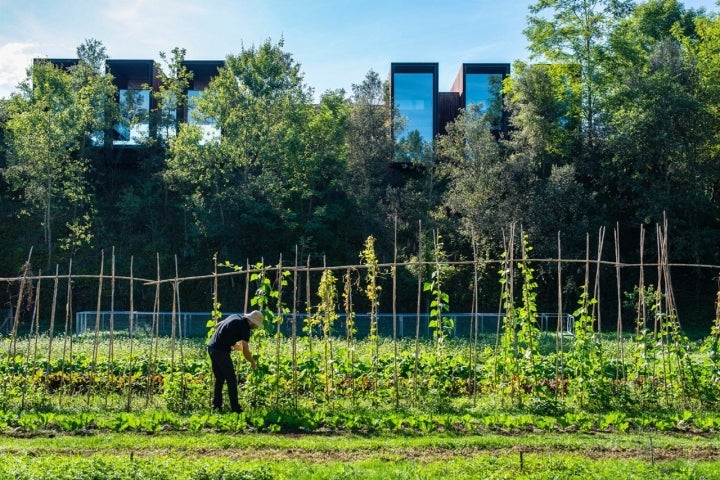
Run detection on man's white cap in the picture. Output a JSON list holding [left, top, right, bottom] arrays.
[[245, 310, 264, 327]]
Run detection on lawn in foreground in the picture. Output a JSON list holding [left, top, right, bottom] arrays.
[[1, 431, 719, 479]]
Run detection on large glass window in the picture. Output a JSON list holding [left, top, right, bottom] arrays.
[[188, 90, 220, 144], [392, 68, 436, 163], [461, 64, 510, 130], [465, 73, 503, 113], [114, 89, 150, 146], [156, 91, 178, 142]]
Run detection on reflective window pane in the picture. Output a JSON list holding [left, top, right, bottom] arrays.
[[158, 91, 177, 141], [393, 72, 434, 162], [393, 73, 434, 142], [188, 90, 220, 144], [465, 73, 503, 112], [461, 65, 509, 130], [114, 89, 149, 146]]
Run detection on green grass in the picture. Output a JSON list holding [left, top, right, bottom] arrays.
[[1, 431, 719, 479]]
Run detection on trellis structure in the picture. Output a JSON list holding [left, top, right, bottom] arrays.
[[1, 220, 719, 413]]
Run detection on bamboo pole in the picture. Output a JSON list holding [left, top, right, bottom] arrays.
[[88, 251, 105, 406], [10, 248, 33, 358], [593, 227, 605, 334], [655, 223, 672, 404], [170, 257, 177, 372], [91, 251, 104, 367], [169, 256, 178, 414], [432, 229, 440, 348], [414, 220, 422, 404], [59, 259, 73, 406], [471, 230, 479, 405], [291, 245, 299, 408], [175, 255, 187, 412], [125, 256, 720, 289], [614, 225, 626, 380], [305, 255, 313, 357], [584, 233, 590, 303], [46, 264, 60, 399], [106, 249, 115, 410], [507, 225, 517, 377], [556, 231, 565, 400], [492, 228, 510, 388], [48, 265, 59, 356], [638, 225, 646, 336], [343, 266, 355, 407], [153, 254, 161, 359], [30, 268, 41, 372], [22, 269, 41, 410], [615, 224, 626, 380], [392, 215, 399, 409], [109, 247, 116, 364], [521, 228, 536, 372], [244, 259, 250, 313], [274, 254, 283, 408], [635, 225, 650, 401], [146, 253, 161, 407], [125, 257, 135, 412], [496, 228, 512, 351]]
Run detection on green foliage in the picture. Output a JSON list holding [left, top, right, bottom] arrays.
[[564, 287, 604, 409], [423, 232, 453, 346], [163, 371, 210, 413], [360, 235, 382, 351], [491, 233, 545, 407], [3, 55, 107, 266], [345, 71, 394, 235], [162, 38, 353, 262], [5, 12, 720, 441], [2, 430, 719, 480], [526, 0, 634, 144]]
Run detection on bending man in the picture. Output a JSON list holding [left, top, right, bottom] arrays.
[[206, 310, 263, 413]]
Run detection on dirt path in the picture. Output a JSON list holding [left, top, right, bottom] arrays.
[[7, 444, 720, 463]]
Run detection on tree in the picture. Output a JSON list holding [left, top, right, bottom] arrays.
[[164, 39, 353, 262], [153, 47, 194, 145], [345, 70, 395, 241], [503, 61, 597, 258], [525, 0, 634, 146], [598, 1, 717, 264], [435, 106, 511, 250], [693, 6, 720, 231], [3, 40, 115, 268], [504, 61, 583, 178]]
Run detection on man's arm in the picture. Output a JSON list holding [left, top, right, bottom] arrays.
[[234, 340, 256, 369]]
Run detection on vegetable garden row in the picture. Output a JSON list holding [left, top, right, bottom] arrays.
[[1, 223, 720, 434]]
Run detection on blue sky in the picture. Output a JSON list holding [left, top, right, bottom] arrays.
[[0, 0, 717, 100]]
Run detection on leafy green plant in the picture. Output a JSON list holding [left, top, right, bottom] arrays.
[[315, 268, 339, 403], [360, 235, 382, 358], [492, 233, 544, 408], [424, 232, 453, 347], [163, 371, 209, 413], [565, 287, 604, 409]]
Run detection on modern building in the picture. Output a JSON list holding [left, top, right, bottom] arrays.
[[37, 57, 224, 149], [391, 62, 510, 163], [35, 57, 509, 163]]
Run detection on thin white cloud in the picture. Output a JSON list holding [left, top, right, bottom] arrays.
[[0, 42, 41, 98], [100, 0, 210, 47]]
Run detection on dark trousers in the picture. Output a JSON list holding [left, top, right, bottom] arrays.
[[207, 348, 241, 412]]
